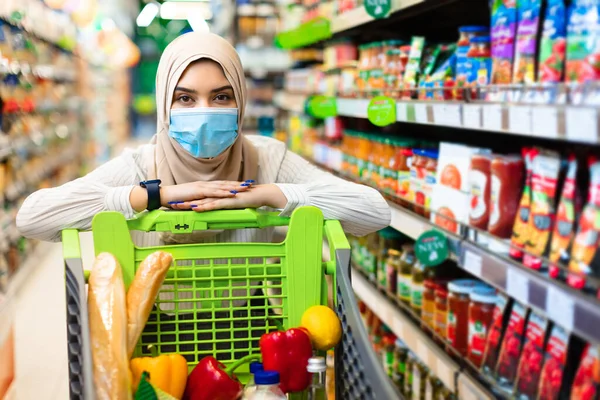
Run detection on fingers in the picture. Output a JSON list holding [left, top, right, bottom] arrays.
[[191, 198, 233, 212]]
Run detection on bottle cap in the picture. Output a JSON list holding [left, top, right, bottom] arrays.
[[307, 356, 327, 373], [254, 370, 280, 385], [250, 362, 264, 374]]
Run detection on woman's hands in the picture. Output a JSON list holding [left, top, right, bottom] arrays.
[[129, 180, 253, 212], [170, 184, 288, 212]]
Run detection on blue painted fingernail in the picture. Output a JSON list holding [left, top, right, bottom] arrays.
[[230, 190, 238, 194], [168, 201, 183, 205], [245, 180, 255, 183], [241, 183, 250, 187], [191, 205, 198, 208]]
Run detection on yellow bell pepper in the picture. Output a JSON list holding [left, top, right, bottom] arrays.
[[131, 354, 188, 399]]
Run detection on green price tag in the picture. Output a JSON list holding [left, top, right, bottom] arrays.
[[364, 0, 392, 19], [305, 95, 337, 119], [415, 230, 449, 267], [367, 96, 397, 126]]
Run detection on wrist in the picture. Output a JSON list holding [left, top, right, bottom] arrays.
[[261, 184, 287, 209], [160, 186, 173, 207]]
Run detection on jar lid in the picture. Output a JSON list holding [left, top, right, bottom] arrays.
[[422, 149, 439, 160], [307, 357, 327, 373], [471, 36, 491, 44], [388, 248, 402, 257], [458, 25, 489, 33], [448, 279, 478, 294], [412, 148, 428, 157], [470, 287, 498, 304]]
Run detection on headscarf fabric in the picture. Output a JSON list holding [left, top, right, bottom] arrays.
[[150, 32, 258, 185]]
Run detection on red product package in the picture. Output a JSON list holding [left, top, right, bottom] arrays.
[[488, 155, 525, 239], [510, 149, 536, 260], [567, 157, 600, 290], [481, 294, 510, 378], [522, 151, 563, 271], [549, 155, 581, 280], [495, 302, 529, 394], [538, 325, 570, 400], [570, 344, 600, 400], [514, 312, 549, 400]]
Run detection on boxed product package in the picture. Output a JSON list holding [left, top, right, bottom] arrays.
[[430, 184, 469, 235], [510, 148, 536, 260], [514, 312, 549, 399], [513, 0, 543, 84], [496, 302, 530, 393], [567, 157, 600, 290], [491, 0, 518, 86], [538, 325, 572, 400], [565, 0, 600, 86], [570, 344, 600, 400], [523, 150, 564, 271], [482, 294, 511, 378], [437, 142, 490, 193], [538, 0, 567, 84]]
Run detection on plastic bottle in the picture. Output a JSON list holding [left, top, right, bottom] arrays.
[[243, 361, 264, 397], [306, 357, 326, 400], [242, 371, 286, 400]]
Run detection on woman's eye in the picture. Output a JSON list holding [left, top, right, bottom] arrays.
[[215, 94, 230, 102], [178, 95, 193, 103]]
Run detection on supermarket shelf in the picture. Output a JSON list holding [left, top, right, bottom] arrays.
[[307, 156, 600, 348], [351, 266, 494, 399], [331, 0, 425, 33], [273, 91, 307, 113]]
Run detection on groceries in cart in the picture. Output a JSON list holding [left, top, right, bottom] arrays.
[[86, 250, 342, 399]]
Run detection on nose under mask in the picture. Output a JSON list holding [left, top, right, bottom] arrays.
[[169, 107, 239, 158]]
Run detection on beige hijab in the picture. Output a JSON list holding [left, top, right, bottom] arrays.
[[150, 31, 258, 184]]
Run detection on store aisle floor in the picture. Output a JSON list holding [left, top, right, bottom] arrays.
[[14, 233, 95, 400]]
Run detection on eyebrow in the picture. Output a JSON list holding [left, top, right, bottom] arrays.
[[174, 86, 197, 94], [210, 85, 233, 93]]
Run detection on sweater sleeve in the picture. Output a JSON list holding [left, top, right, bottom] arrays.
[[274, 150, 391, 236], [16, 149, 147, 242]]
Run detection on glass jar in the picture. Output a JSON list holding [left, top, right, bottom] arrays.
[[382, 332, 396, 378], [412, 360, 428, 400], [468, 286, 497, 367], [411, 260, 426, 316], [447, 279, 478, 356], [434, 286, 448, 344], [411, 149, 429, 216], [368, 41, 385, 93], [384, 248, 400, 294], [397, 244, 415, 305], [427, 376, 443, 400], [392, 140, 415, 206], [405, 351, 415, 398], [394, 339, 408, 394], [377, 227, 404, 287], [422, 279, 438, 329], [384, 48, 400, 94], [379, 137, 394, 192]]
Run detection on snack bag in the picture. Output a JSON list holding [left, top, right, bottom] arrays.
[[538, 325, 571, 400], [513, 0, 543, 84], [481, 294, 510, 378], [523, 151, 563, 270], [496, 302, 529, 393], [567, 157, 600, 290], [566, 0, 600, 86], [514, 312, 549, 400], [538, 0, 567, 83], [510, 148, 536, 260], [549, 155, 580, 280], [491, 0, 518, 85], [570, 344, 600, 400], [403, 37, 426, 99], [430, 53, 457, 100]]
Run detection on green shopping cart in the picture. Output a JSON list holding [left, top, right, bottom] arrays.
[[62, 206, 401, 399]]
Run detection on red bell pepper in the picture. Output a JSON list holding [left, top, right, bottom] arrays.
[[183, 354, 260, 400], [259, 325, 313, 393]]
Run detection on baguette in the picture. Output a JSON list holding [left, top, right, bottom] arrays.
[[126, 251, 173, 358], [88, 253, 131, 400]]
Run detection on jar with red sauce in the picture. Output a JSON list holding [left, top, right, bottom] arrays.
[[434, 286, 448, 344], [469, 153, 492, 239], [447, 279, 478, 356], [468, 286, 498, 367], [422, 280, 438, 329], [488, 155, 525, 239], [411, 150, 429, 216]]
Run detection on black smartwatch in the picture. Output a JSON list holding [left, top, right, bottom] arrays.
[[140, 179, 162, 211]]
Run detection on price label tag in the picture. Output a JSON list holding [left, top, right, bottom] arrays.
[[437, 359, 455, 390], [509, 105, 533, 134], [415, 103, 429, 123], [397, 102, 408, 122], [463, 250, 483, 277], [416, 340, 430, 364], [532, 106, 559, 138], [463, 104, 482, 129], [507, 268, 529, 304], [546, 285, 575, 331], [482, 104, 503, 131], [566, 107, 598, 143], [433, 104, 461, 127]]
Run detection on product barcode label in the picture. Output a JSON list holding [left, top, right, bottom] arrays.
[[463, 104, 482, 129], [532, 106, 559, 138], [566, 107, 598, 143], [507, 268, 529, 304], [463, 250, 483, 277]]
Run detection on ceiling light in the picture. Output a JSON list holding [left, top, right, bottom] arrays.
[[136, 3, 159, 27], [161, 1, 212, 20], [187, 16, 210, 33]]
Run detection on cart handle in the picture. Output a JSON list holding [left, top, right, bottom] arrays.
[[123, 208, 290, 233]]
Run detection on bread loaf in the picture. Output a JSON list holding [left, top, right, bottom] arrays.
[[126, 251, 173, 358], [88, 252, 131, 400]]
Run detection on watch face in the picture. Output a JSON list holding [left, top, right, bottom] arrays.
[[141, 179, 162, 187]]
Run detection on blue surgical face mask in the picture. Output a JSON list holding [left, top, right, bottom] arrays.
[[168, 107, 239, 158]]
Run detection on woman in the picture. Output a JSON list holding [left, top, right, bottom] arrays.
[[17, 31, 390, 244]]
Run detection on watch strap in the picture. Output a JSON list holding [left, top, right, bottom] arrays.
[[140, 180, 162, 211]]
